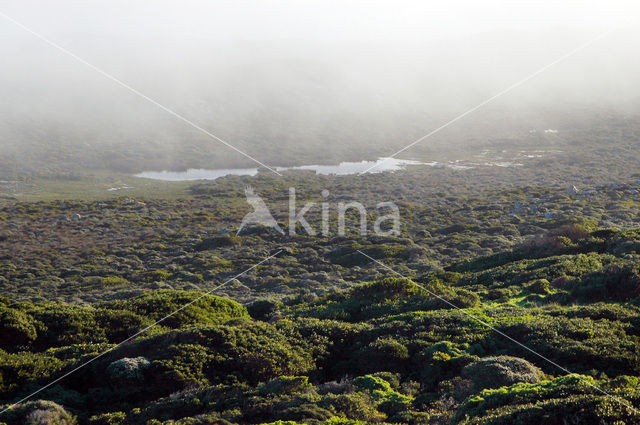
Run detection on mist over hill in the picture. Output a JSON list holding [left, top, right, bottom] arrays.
[[1, 28, 639, 175]]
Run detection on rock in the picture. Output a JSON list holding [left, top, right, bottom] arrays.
[[544, 211, 557, 219]]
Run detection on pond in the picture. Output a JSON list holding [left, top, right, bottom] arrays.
[[135, 158, 433, 181]]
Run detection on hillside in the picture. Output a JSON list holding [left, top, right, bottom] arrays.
[[1, 188, 640, 424]]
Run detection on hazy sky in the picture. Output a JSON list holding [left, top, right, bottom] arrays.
[[0, 0, 637, 41]]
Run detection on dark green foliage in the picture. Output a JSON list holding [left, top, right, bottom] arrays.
[[356, 337, 409, 372], [247, 299, 283, 321], [454, 375, 640, 425], [88, 411, 126, 425], [289, 277, 479, 322], [352, 374, 412, 415], [0, 308, 37, 350], [130, 322, 315, 388], [491, 316, 640, 376], [567, 265, 640, 303], [418, 341, 477, 390], [195, 235, 240, 251], [0, 350, 67, 395], [526, 279, 551, 294], [4, 189, 640, 424], [100, 290, 249, 329]]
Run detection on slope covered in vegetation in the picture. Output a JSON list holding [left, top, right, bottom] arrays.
[[1, 222, 640, 424]]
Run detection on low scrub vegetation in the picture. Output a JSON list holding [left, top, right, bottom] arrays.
[[2, 169, 640, 423]]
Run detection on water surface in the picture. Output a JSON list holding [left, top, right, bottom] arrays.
[[136, 158, 428, 181]]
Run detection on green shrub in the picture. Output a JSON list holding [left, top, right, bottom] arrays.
[[102, 290, 249, 328], [527, 279, 551, 294], [460, 356, 543, 393], [319, 392, 383, 422], [323, 417, 363, 425], [0, 308, 37, 350], [195, 236, 240, 250], [454, 375, 640, 424], [0, 400, 76, 425], [352, 375, 412, 415], [99, 276, 130, 287], [569, 265, 640, 302], [357, 338, 409, 372], [142, 270, 172, 282], [248, 299, 283, 321], [88, 411, 126, 425]]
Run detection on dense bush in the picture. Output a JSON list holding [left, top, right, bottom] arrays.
[[567, 265, 640, 303], [0, 308, 37, 350], [459, 356, 543, 393], [454, 375, 640, 424], [0, 400, 76, 425], [2, 208, 640, 424], [100, 290, 249, 329]]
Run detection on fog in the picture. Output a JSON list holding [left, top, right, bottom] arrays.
[[0, 0, 639, 174]]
